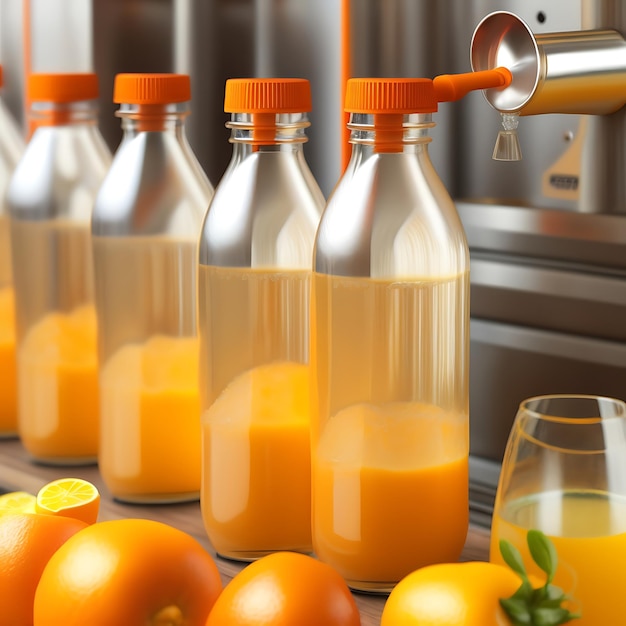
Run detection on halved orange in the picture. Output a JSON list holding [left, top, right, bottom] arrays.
[[0, 491, 37, 516], [35, 478, 100, 525]]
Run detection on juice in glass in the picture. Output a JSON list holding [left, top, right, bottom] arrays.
[[0, 287, 16, 436], [17, 304, 98, 461], [0, 214, 16, 436], [99, 334, 200, 501], [313, 402, 468, 586], [93, 236, 202, 502], [311, 272, 469, 590], [491, 489, 626, 625], [11, 219, 98, 463], [201, 361, 311, 556], [199, 266, 313, 559]]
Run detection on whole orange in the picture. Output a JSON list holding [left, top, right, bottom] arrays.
[[381, 560, 522, 626], [33, 518, 222, 626], [0, 512, 88, 626], [205, 551, 361, 626]]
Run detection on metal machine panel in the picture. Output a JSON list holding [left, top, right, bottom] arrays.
[[469, 318, 626, 464]]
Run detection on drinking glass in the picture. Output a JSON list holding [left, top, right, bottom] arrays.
[[490, 394, 626, 625]]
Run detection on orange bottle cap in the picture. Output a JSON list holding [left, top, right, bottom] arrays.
[[224, 78, 311, 113], [29, 73, 99, 103], [113, 73, 191, 104], [345, 78, 438, 114]]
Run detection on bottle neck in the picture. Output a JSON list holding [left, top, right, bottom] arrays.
[[117, 102, 189, 135], [227, 112, 309, 148], [29, 98, 99, 127], [348, 112, 434, 154]]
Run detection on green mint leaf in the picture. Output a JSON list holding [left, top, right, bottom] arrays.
[[512, 580, 534, 602], [532, 606, 577, 625], [542, 583, 568, 606], [531, 583, 567, 608], [500, 538, 529, 581], [500, 597, 532, 625], [527, 530, 557, 583], [531, 584, 547, 603], [499, 530, 581, 626]]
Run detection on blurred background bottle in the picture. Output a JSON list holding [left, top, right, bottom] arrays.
[[7, 72, 110, 464], [92, 73, 213, 503], [311, 78, 470, 592], [0, 64, 25, 438], [198, 78, 324, 560]]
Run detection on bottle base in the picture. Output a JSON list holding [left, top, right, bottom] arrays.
[[216, 546, 314, 563], [28, 453, 98, 467], [345, 579, 397, 595], [113, 490, 200, 505]]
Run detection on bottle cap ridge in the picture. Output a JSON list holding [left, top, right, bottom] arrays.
[[114, 73, 191, 104], [224, 78, 311, 113], [29, 73, 99, 103], [345, 78, 438, 114]]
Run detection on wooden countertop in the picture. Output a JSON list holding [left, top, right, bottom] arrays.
[[0, 438, 490, 626]]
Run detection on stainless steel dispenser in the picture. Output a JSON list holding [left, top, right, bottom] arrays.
[[472, 11, 626, 117], [471, 9, 626, 211]]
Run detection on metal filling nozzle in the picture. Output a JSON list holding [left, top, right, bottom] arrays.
[[492, 112, 522, 161]]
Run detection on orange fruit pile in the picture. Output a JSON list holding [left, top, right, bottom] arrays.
[[0, 478, 222, 626]]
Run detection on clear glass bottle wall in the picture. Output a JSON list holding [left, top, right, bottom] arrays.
[[92, 73, 214, 503], [198, 78, 325, 560], [311, 78, 470, 592], [7, 73, 111, 464], [0, 64, 25, 438]]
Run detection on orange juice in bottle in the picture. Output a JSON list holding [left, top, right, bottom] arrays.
[[92, 74, 213, 502], [198, 79, 324, 559], [0, 64, 24, 437], [311, 78, 471, 591], [7, 73, 111, 463]]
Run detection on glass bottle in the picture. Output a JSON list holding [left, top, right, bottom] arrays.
[[0, 64, 25, 438], [311, 78, 470, 592], [7, 73, 111, 464], [198, 78, 325, 560], [92, 73, 214, 503]]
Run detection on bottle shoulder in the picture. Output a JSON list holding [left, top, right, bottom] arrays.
[[0, 101, 24, 168], [7, 125, 111, 221], [92, 131, 213, 237], [315, 152, 469, 278], [0, 107, 24, 215], [200, 150, 325, 269], [209, 150, 324, 216]]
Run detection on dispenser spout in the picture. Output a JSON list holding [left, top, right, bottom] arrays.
[[492, 112, 522, 161], [432, 66, 517, 161], [433, 67, 512, 103]]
